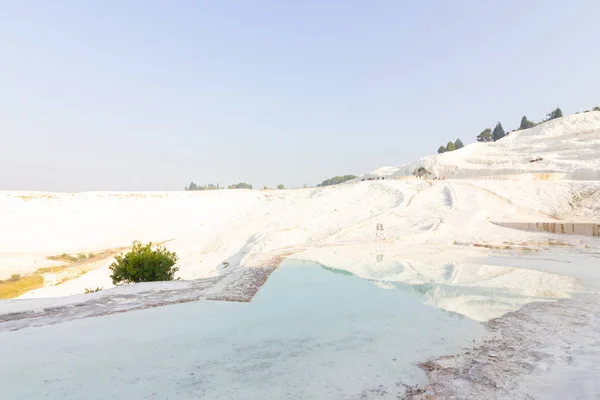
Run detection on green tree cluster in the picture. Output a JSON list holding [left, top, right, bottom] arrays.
[[185, 182, 220, 191], [437, 139, 463, 153], [228, 182, 253, 189], [474, 105, 600, 143], [546, 107, 563, 121], [316, 175, 358, 187], [277, 184, 285, 190], [475, 124, 505, 143]]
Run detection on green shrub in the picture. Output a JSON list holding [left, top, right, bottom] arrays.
[[109, 241, 179, 285], [84, 287, 103, 294]]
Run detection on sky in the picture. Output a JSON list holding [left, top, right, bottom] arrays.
[[1, 0, 599, 191]]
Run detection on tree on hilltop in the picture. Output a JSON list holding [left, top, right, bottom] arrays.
[[437, 146, 447, 154], [446, 141, 456, 152], [519, 116, 536, 130], [454, 138, 464, 150], [546, 107, 563, 120], [476, 128, 493, 142], [492, 122, 506, 141]]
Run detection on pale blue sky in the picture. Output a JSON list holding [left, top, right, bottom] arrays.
[[1, 0, 599, 191]]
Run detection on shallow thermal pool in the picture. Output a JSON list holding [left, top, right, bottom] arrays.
[[2, 261, 495, 399]]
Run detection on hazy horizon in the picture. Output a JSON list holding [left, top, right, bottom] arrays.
[[2, 0, 599, 191]]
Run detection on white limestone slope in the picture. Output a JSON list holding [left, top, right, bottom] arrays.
[[1, 179, 599, 303], [369, 111, 600, 180]]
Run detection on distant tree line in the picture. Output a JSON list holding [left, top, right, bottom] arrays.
[[184, 182, 253, 191], [316, 175, 357, 187], [573, 106, 600, 114], [437, 139, 464, 154], [258, 184, 286, 190], [228, 182, 253, 189], [185, 182, 220, 191]]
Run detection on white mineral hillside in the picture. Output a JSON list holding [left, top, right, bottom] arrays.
[[1, 111, 599, 304], [369, 111, 600, 180]]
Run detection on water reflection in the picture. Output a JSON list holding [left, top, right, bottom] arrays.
[[320, 260, 587, 322]]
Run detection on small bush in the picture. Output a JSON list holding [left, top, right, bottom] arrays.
[[109, 241, 179, 285], [84, 287, 103, 294]]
